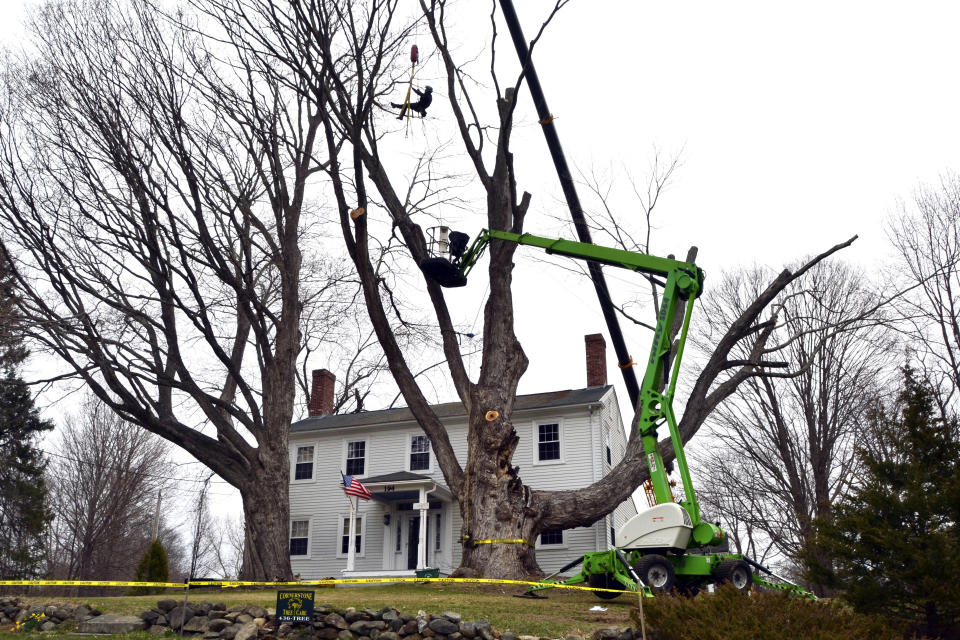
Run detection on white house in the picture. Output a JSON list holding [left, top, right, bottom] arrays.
[[287, 334, 638, 578]]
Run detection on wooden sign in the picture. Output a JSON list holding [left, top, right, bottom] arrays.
[[276, 590, 315, 624]]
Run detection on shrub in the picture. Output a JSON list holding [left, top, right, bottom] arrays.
[[129, 539, 170, 595], [631, 585, 904, 640]]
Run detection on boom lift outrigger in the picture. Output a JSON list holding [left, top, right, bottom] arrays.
[[421, 228, 816, 599]]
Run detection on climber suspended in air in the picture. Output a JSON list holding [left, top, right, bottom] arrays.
[[392, 85, 433, 119], [392, 44, 433, 122]]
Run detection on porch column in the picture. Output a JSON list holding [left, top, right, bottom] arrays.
[[417, 487, 428, 570], [346, 496, 357, 572]]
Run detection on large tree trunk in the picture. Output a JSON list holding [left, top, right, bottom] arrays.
[[455, 389, 540, 578], [238, 463, 291, 580]]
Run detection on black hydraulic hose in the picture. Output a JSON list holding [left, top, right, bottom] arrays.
[[742, 556, 773, 576], [498, 0, 641, 408], [615, 549, 645, 586], [548, 555, 586, 578]]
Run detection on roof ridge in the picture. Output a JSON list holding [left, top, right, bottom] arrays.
[[291, 385, 612, 433]]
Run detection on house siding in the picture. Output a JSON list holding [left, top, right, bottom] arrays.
[[602, 391, 639, 543], [289, 387, 636, 578]]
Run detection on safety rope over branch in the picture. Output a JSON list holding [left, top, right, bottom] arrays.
[[401, 44, 419, 135]]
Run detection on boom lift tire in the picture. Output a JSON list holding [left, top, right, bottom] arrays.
[[634, 554, 676, 593], [714, 558, 753, 592], [587, 573, 623, 600]]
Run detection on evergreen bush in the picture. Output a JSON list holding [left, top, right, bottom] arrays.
[[130, 539, 170, 595], [633, 585, 903, 640]]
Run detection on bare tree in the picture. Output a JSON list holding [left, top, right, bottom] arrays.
[[208, 515, 245, 580], [187, 472, 216, 579], [46, 395, 171, 582], [691, 263, 894, 591], [0, 0, 395, 579], [693, 448, 778, 564], [888, 172, 960, 409]]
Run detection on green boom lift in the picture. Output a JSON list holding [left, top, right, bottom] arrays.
[[420, 227, 815, 599]]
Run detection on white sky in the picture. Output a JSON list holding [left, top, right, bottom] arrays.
[[4, 1, 960, 547]]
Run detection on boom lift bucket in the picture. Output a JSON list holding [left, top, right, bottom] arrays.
[[420, 226, 471, 287]]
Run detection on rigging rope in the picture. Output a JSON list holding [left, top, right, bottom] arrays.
[[401, 45, 419, 137]]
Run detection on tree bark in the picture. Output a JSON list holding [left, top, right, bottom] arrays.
[[238, 447, 292, 580]]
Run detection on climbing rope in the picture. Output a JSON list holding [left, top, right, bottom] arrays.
[[401, 44, 419, 137]]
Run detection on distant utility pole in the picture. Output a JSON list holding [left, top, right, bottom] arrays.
[[152, 490, 162, 540]]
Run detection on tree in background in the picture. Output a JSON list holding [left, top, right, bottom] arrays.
[[187, 473, 216, 580], [132, 539, 169, 595], [888, 173, 960, 410], [0, 0, 402, 579], [208, 515, 245, 581], [693, 262, 891, 590], [0, 243, 52, 579], [0, 371, 53, 579], [0, 243, 27, 368], [45, 395, 171, 581], [808, 368, 960, 639]]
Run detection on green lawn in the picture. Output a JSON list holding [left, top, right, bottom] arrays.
[[1, 584, 639, 638]]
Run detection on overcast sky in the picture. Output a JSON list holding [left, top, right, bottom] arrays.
[[4, 1, 960, 526]]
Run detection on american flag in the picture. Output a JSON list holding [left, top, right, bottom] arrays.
[[341, 472, 372, 500]]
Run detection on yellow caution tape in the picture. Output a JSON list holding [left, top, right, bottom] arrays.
[[0, 580, 185, 588], [0, 576, 632, 595], [471, 538, 535, 548]]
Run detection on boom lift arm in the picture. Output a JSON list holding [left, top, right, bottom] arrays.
[[421, 228, 720, 541], [422, 227, 814, 599]]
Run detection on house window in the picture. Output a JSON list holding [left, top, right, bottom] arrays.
[[410, 435, 430, 471], [340, 516, 364, 555], [435, 513, 442, 551], [610, 526, 616, 547], [537, 423, 561, 461], [540, 528, 563, 545], [606, 434, 612, 465], [395, 518, 402, 552], [290, 520, 309, 556], [346, 440, 366, 476], [294, 446, 314, 480]]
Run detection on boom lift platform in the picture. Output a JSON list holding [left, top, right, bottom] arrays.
[[421, 227, 816, 600]]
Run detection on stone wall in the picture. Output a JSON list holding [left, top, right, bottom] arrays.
[[2, 596, 637, 640], [0, 597, 112, 632]]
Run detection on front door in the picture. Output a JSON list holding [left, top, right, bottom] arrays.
[[406, 515, 420, 570]]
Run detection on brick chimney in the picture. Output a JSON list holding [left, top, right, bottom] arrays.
[[585, 333, 607, 387], [309, 369, 336, 417]]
